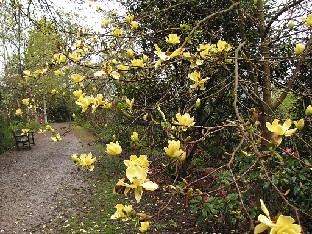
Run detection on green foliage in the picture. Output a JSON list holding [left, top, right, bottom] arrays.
[[190, 193, 246, 232], [0, 115, 14, 154]]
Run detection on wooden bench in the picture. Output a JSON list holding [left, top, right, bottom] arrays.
[[12, 130, 35, 150]]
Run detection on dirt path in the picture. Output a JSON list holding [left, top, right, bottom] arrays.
[[0, 123, 90, 234]]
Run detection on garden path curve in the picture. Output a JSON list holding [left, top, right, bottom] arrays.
[[0, 123, 89, 233]]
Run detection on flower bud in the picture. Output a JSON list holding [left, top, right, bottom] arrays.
[[294, 43, 305, 55], [288, 21, 295, 29], [294, 118, 304, 130], [305, 105, 312, 116]]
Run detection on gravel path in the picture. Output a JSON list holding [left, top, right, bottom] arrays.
[[0, 123, 90, 234]]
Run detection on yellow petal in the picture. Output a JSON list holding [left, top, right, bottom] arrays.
[[142, 181, 158, 191], [258, 215, 274, 227], [260, 199, 270, 218], [254, 223, 269, 234], [284, 128, 297, 137], [276, 215, 295, 225], [134, 186, 143, 203], [283, 119, 292, 129]]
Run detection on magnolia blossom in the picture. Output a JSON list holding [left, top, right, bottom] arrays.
[[117, 64, 129, 74], [71, 74, 85, 84], [294, 43, 305, 55], [254, 199, 301, 234], [54, 70, 63, 77], [175, 112, 195, 130], [294, 119, 304, 130], [111, 204, 133, 220], [22, 98, 30, 106], [164, 140, 186, 161], [15, 108, 23, 116], [131, 132, 139, 142], [266, 119, 297, 136], [116, 166, 158, 203], [124, 155, 149, 168], [126, 49, 134, 58], [302, 13, 312, 26], [188, 70, 209, 90], [166, 34, 180, 44], [113, 28, 122, 36], [131, 59, 144, 68], [51, 133, 62, 142], [101, 18, 110, 27], [305, 105, 312, 116], [131, 21, 139, 30], [53, 53, 66, 63], [216, 40, 232, 52], [125, 14, 134, 23], [266, 119, 297, 146], [79, 153, 96, 171], [106, 141, 122, 155], [139, 222, 150, 233]]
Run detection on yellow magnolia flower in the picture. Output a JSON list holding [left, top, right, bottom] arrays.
[[266, 119, 297, 136], [142, 54, 148, 63], [68, 52, 82, 62], [124, 155, 149, 168], [53, 53, 67, 63], [117, 64, 129, 74], [175, 113, 195, 129], [170, 47, 183, 59], [294, 118, 304, 130], [45, 125, 53, 131], [37, 129, 46, 134], [138, 222, 150, 233], [71, 74, 85, 84], [51, 133, 62, 142], [73, 89, 84, 98], [111, 204, 133, 220], [111, 71, 120, 79], [76, 95, 93, 112], [21, 128, 29, 135], [302, 13, 312, 26], [188, 70, 209, 90], [106, 141, 122, 155], [126, 49, 135, 58], [22, 98, 30, 106], [154, 44, 170, 61], [294, 43, 305, 55], [216, 40, 232, 52], [51, 89, 58, 95], [113, 28, 122, 36], [23, 70, 32, 77], [164, 140, 186, 161], [305, 105, 312, 116], [254, 199, 301, 234], [125, 14, 134, 23], [131, 21, 139, 30], [196, 98, 201, 108], [131, 59, 144, 68], [130, 132, 139, 142], [15, 108, 23, 116], [126, 97, 134, 112], [71, 153, 79, 163], [116, 166, 158, 203], [79, 153, 96, 171], [54, 70, 63, 77], [101, 18, 110, 27], [166, 34, 180, 44], [266, 119, 297, 146]]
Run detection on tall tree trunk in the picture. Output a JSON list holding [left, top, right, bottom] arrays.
[[257, 0, 273, 152]]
